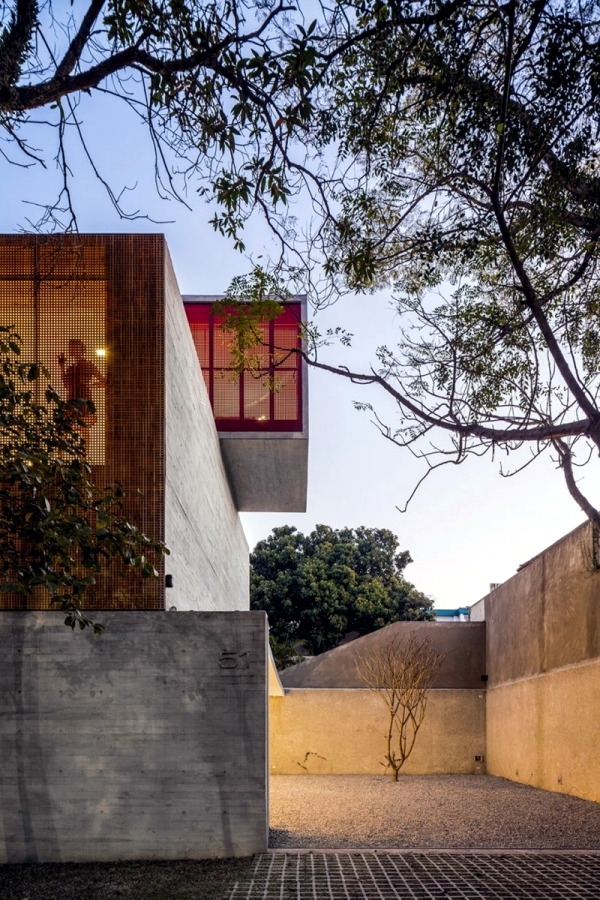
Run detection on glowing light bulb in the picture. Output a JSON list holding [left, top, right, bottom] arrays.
[[95, 348, 106, 357]]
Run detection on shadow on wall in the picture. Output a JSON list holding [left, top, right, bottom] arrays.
[[270, 522, 600, 803], [0, 611, 268, 864], [270, 621, 487, 777]]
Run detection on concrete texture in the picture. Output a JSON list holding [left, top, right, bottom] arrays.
[[0, 611, 268, 863], [219, 434, 308, 512], [280, 622, 486, 689], [269, 689, 486, 775], [468, 597, 486, 621], [182, 293, 309, 514], [164, 251, 249, 612], [487, 522, 600, 685], [484, 521, 600, 803], [269, 774, 600, 849]]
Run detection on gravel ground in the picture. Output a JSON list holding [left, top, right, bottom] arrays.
[[269, 775, 600, 850]]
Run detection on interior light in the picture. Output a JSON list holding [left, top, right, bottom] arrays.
[[95, 348, 106, 357]]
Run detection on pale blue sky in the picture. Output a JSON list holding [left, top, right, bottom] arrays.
[[2, 92, 595, 608]]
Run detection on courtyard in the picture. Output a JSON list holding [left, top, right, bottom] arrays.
[[269, 775, 600, 850], [3, 775, 600, 898]]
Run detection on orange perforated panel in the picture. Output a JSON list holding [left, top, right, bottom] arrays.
[[0, 234, 165, 610]]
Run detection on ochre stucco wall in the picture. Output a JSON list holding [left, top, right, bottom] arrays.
[[484, 521, 600, 804], [486, 658, 600, 802], [270, 688, 486, 775]]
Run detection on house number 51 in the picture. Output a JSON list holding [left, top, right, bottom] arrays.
[[219, 650, 249, 669]]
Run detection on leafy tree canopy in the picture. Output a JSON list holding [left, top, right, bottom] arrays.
[[0, 1, 465, 232], [211, 1, 600, 524], [294, 0, 600, 524], [250, 524, 433, 656], [0, 326, 166, 631], [0, 0, 327, 232]]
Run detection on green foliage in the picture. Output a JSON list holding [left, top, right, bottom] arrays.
[[299, 0, 600, 523], [0, 326, 167, 632], [0, 1, 333, 232], [268, 635, 305, 671], [250, 524, 433, 656], [212, 267, 288, 378]]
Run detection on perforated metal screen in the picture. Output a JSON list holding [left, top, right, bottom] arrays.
[[0, 234, 165, 610], [185, 301, 303, 432]]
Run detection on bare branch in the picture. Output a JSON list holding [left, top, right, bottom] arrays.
[[357, 633, 444, 780]]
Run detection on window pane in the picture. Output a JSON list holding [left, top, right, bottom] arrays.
[[273, 323, 299, 365], [244, 373, 270, 421], [213, 318, 235, 367], [39, 281, 107, 465], [274, 370, 299, 421], [213, 373, 240, 418], [189, 320, 209, 369]]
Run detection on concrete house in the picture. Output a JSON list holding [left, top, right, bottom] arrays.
[[0, 233, 308, 863]]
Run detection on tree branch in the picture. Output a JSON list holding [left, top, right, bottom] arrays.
[[553, 438, 600, 526], [301, 351, 591, 444]]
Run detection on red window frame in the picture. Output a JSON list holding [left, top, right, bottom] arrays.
[[185, 301, 303, 432]]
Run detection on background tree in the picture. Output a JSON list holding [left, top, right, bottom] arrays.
[[0, 326, 166, 631], [357, 633, 444, 780], [275, 0, 600, 524], [250, 524, 433, 656]]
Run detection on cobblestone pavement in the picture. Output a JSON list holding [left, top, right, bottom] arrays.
[[228, 851, 600, 899]]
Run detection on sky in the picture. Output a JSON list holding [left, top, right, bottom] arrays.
[[2, 89, 597, 609]]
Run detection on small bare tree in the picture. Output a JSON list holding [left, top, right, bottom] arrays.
[[357, 634, 444, 781]]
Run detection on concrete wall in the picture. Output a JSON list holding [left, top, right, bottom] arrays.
[[280, 622, 487, 689], [219, 433, 308, 512], [270, 689, 486, 775], [0, 611, 268, 863], [485, 521, 600, 802], [164, 249, 249, 611], [468, 597, 486, 622]]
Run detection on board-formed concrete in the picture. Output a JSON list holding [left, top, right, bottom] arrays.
[[219, 433, 308, 512], [164, 251, 249, 612], [0, 610, 268, 863]]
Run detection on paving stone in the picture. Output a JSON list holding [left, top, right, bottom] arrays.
[[229, 851, 600, 899]]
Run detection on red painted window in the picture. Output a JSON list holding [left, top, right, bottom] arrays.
[[185, 302, 303, 432]]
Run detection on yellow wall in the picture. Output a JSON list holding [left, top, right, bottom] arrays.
[[486, 658, 600, 802], [270, 688, 486, 775], [482, 521, 600, 804]]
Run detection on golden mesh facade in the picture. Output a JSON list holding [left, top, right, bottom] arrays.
[[0, 234, 165, 610]]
